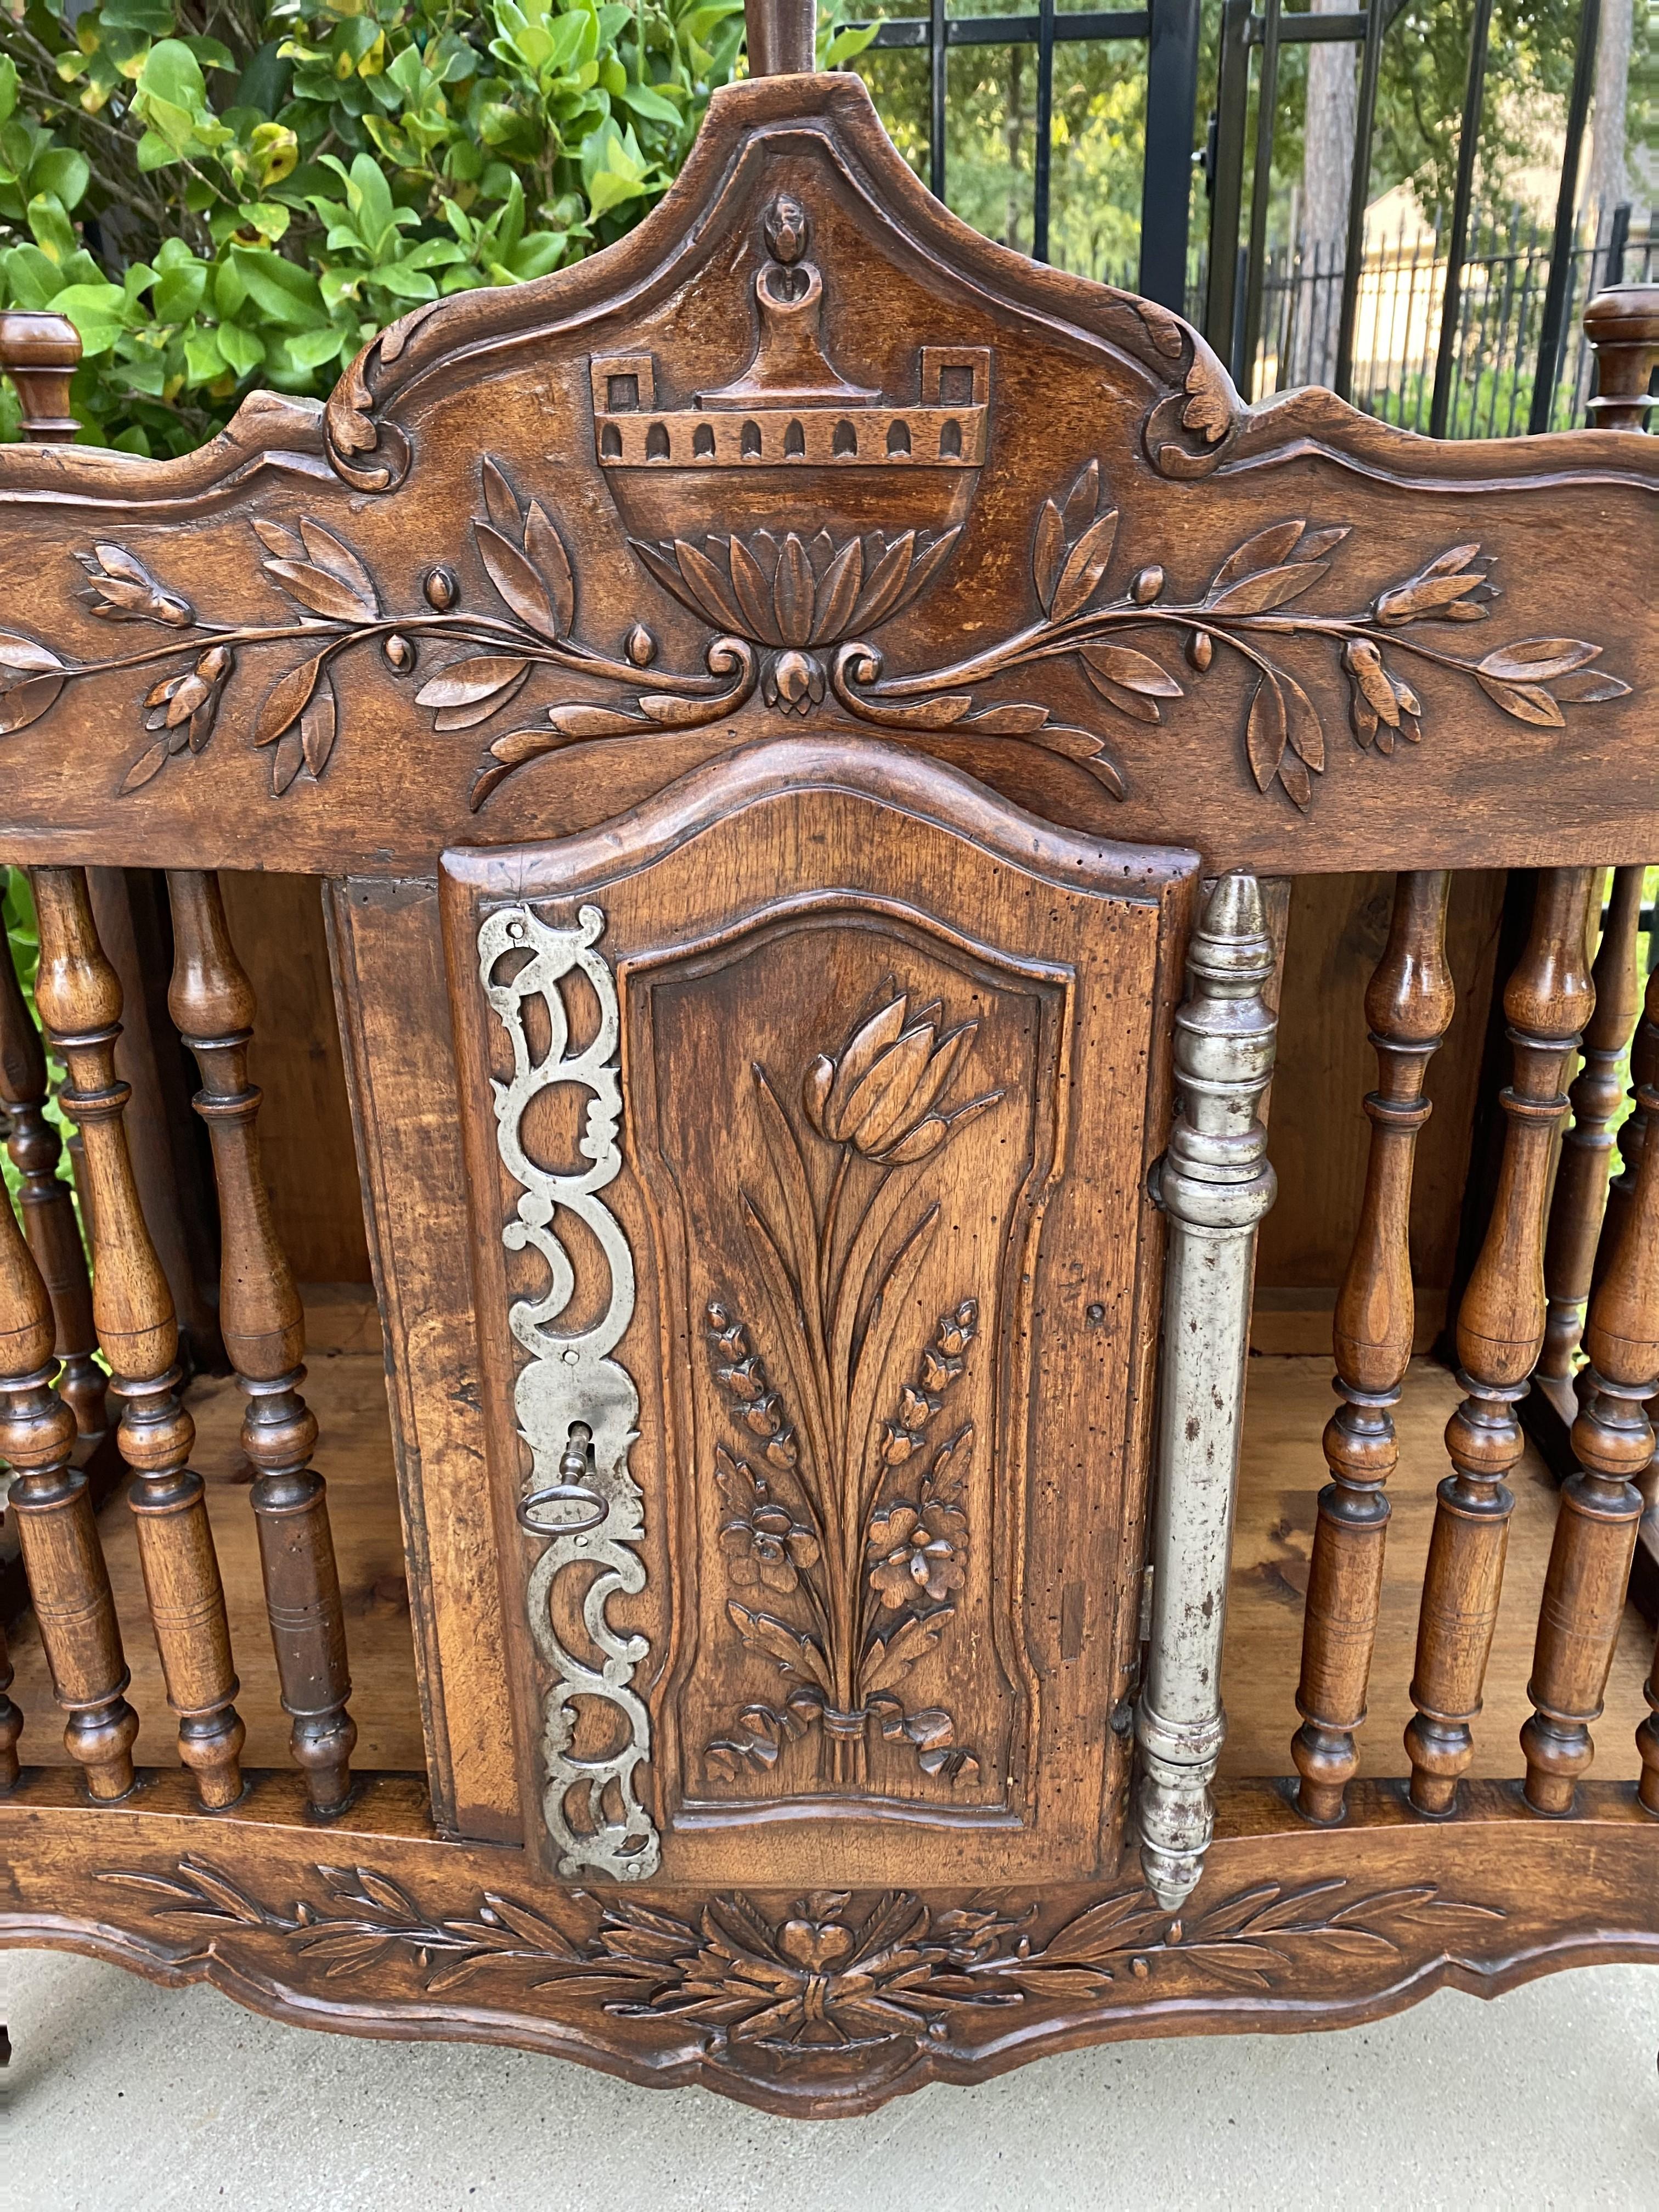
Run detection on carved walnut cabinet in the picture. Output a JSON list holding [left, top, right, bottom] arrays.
[[1, 20, 1655, 2117]]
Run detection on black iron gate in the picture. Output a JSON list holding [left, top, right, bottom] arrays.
[[844, 0, 1638, 433]]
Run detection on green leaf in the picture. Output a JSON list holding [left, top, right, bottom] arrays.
[[214, 319, 266, 375], [26, 192, 78, 264], [32, 149, 91, 213], [154, 254, 207, 324], [49, 280, 132, 358], [230, 246, 327, 329]]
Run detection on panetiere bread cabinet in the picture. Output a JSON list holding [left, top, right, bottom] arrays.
[[1, 10, 1655, 2118]]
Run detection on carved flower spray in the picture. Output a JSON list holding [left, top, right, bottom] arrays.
[[706, 989, 1001, 1789]]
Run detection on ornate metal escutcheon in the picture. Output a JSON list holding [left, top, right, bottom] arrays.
[[476, 899, 659, 1881]]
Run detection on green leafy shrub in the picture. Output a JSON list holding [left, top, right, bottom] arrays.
[[1, 3, 875, 455]]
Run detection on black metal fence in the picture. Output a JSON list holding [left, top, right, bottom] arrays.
[[842, 0, 1645, 436], [1249, 204, 1652, 433]]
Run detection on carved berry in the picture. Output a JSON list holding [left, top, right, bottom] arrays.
[[422, 565, 457, 610], [382, 633, 415, 673], [625, 623, 656, 667], [1131, 564, 1164, 604], [1186, 628, 1214, 671]]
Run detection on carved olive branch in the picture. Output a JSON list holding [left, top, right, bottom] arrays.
[[100, 1857, 1506, 2063], [0, 454, 1627, 812]]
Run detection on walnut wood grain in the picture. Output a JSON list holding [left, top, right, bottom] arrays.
[[0, 877, 105, 1437], [1582, 284, 1659, 433], [30, 865, 245, 1808], [0, 1771, 1654, 2116], [1540, 864, 1645, 1381], [0, 1179, 136, 1797], [1293, 872, 1454, 1821], [1406, 869, 1598, 1814], [0, 78, 1652, 881], [1522, 958, 1658, 1812], [167, 870, 357, 1814]]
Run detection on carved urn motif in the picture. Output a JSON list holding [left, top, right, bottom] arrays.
[[590, 195, 990, 710]]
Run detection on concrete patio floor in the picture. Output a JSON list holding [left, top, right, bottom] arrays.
[[2, 1949, 1655, 2209]]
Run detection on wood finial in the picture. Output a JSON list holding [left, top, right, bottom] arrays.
[[744, 0, 816, 76], [1582, 284, 1659, 432], [0, 311, 82, 443]]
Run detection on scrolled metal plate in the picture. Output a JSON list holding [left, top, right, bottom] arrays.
[[477, 899, 660, 1882]]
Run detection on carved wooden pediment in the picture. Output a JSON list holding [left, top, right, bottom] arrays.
[[0, 69, 1654, 877]]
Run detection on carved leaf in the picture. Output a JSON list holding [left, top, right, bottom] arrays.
[[481, 457, 521, 536], [1051, 510, 1120, 622], [0, 672, 66, 734], [272, 726, 306, 795], [1209, 521, 1307, 592], [1245, 673, 1288, 791], [524, 504, 575, 638], [888, 529, 962, 622], [255, 653, 324, 746], [966, 702, 1051, 734], [475, 523, 562, 640], [251, 519, 304, 562], [416, 656, 532, 724], [1550, 669, 1630, 703], [1476, 639, 1600, 683], [727, 535, 778, 641], [860, 1607, 950, 1698], [297, 519, 378, 615], [117, 736, 171, 792], [262, 558, 375, 624], [1182, 356, 1233, 443], [1081, 665, 1163, 724], [851, 530, 921, 632], [1080, 643, 1182, 697], [671, 539, 747, 633], [1031, 499, 1065, 613], [772, 533, 815, 648], [1206, 562, 1330, 616], [727, 1601, 831, 1692], [1282, 672, 1324, 770], [544, 702, 644, 738], [1474, 674, 1566, 728], [809, 538, 864, 644], [1061, 459, 1101, 537], [300, 678, 337, 778], [0, 632, 66, 677]]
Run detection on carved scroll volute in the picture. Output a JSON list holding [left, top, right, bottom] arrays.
[[1406, 868, 1598, 1816], [1523, 959, 1658, 1813], [31, 865, 246, 1809], [1293, 872, 1454, 1823]]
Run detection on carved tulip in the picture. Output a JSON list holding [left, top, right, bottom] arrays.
[[803, 993, 998, 1166]]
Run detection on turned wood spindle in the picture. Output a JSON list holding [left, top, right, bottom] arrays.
[[1522, 960, 1658, 1812], [0, 870, 108, 1438], [0, 311, 82, 442], [0, 1611, 18, 1791], [0, 1181, 137, 1796], [1405, 868, 1598, 1815], [743, 0, 816, 78], [1539, 865, 1645, 1381], [1293, 872, 1455, 1823], [167, 871, 357, 1815], [1581, 285, 1659, 434], [30, 866, 245, 1809]]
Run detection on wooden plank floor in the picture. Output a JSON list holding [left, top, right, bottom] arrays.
[[9, 1313, 1652, 1794]]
